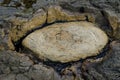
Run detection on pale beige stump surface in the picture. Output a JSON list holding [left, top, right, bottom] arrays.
[[22, 21, 108, 63]]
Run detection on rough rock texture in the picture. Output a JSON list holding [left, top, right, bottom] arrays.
[[47, 5, 86, 23], [7, 1, 119, 45], [9, 5, 96, 44], [0, 50, 63, 80], [0, 6, 22, 19], [10, 9, 47, 42], [103, 10, 118, 31], [0, 0, 120, 80], [0, 42, 120, 80], [0, 20, 15, 50], [22, 21, 108, 63], [82, 41, 120, 80]]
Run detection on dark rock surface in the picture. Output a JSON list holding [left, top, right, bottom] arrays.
[[0, 41, 120, 80], [82, 41, 120, 80], [0, 0, 120, 80]]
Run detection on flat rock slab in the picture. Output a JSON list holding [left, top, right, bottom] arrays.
[[22, 21, 108, 63]]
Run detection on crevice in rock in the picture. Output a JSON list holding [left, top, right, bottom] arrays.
[[80, 42, 111, 80], [100, 10, 114, 36], [19, 41, 110, 76], [79, 7, 85, 13], [0, 0, 119, 80], [9, 11, 111, 76], [13, 20, 86, 52], [85, 15, 89, 22]]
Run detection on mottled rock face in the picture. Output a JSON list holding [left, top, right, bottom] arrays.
[[47, 5, 86, 23], [22, 21, 108, 63], [103, 10, 118, 31], [0, 0, 120, 80], [10, 9, 47, 42]]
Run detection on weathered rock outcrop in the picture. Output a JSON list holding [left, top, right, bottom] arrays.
[[47, 5, 86, 23], [82, 41, 120, 80], [10, 5, 96, 43], [103, 10, 118, 31], [22, 21, 108, 63], [0, 0, 120, 80], [10, 9, 47, 42], [0, 50, 62, 80]]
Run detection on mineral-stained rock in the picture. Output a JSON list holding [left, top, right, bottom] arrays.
[[103, 10, 120, 39], [113, 15, 120, 39], [47, 5, 96, 23], [114, 27, 120, 39], [6, 16, 29, 26], [47, 5, 86, 23], [103, 10, 118, 31], [10, 9, 47, 42], [22, 21, 108, 63], [0, 20, 15, 50]]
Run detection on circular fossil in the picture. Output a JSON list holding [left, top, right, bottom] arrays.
[[22, 21, 108, 63]]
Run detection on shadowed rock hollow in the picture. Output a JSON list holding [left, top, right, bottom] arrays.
[[22, 21, 108, 63]]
